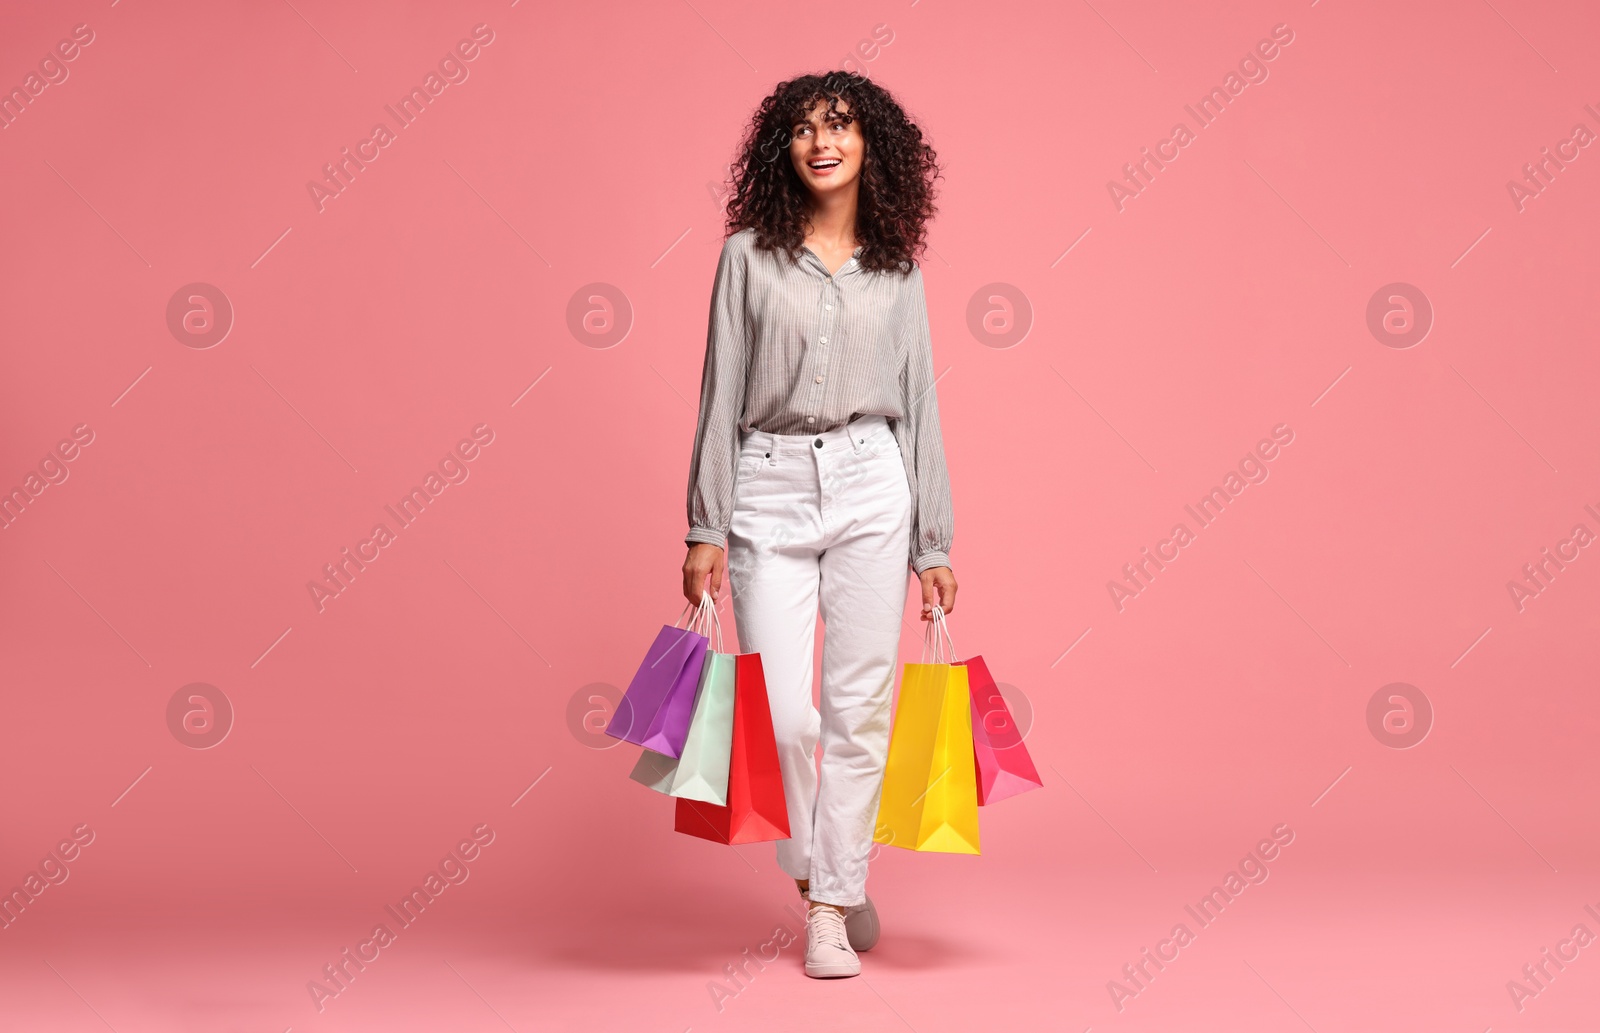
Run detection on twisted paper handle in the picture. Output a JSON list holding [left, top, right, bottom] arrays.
[[685, 592, 723, 653], [920, 604, 958, 664]]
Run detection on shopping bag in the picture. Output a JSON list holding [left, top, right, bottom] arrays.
[[675, 651, 791, 844], [874, 605, 980, 854], [628, 747, 679, 792], [666, 622, 736, 803], [606, 595, 711, 758], [629, 600, 736, 805], [958, 655, 1044, 806]]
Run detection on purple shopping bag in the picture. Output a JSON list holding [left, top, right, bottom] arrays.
[[605, 597, 713, 758]]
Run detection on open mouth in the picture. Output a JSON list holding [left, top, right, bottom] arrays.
[[808, 158, 842, 172]]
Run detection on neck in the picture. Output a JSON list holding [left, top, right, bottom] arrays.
[[805, 189, 860, 246]]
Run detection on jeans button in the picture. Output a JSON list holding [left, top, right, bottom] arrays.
[[814, 438, 823, 448]]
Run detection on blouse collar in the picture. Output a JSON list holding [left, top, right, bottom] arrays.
[[800, 244, 863, 279]]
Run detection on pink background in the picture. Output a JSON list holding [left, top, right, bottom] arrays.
[[3, 0, 1598, 1030]]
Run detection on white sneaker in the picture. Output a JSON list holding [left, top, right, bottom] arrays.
[[801, 891, 879, 952], [804, 904, 861, 978]]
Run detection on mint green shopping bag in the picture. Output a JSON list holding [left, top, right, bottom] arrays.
[[628, 600, 736, 805]]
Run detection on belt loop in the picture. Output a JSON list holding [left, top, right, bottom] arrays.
[[849, 415, 864, 454]]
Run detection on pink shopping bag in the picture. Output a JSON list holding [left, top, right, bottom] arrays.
[[956, 655, 1043, 805]]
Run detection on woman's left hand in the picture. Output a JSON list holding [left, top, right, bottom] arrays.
[[918, 566, 957, 619]]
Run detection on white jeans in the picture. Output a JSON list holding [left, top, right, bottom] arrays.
[[726, 412, 913, 907]]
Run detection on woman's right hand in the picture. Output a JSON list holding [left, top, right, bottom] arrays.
[[682, 543, 727, 606]]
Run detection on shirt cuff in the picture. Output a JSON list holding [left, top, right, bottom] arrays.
[[911, 550, 952, 575], [686, 528, 728, 550]]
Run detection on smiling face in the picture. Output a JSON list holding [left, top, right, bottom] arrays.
[[789, 96, 864, 199]]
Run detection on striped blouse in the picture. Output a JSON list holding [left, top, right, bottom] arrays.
[[684, 227, 954, 574]]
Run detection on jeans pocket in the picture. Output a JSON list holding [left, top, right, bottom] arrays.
[[737, 450, 768, 484], [861, 431, 900, 461]]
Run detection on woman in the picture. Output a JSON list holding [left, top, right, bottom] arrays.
[[681, 72, 956, 980]]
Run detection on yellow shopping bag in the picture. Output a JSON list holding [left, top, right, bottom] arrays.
[[873, 605, 980, 854]]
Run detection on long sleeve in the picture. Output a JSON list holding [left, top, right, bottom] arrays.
[[684, 236, 750, 551], [896, 265, 954, 574]]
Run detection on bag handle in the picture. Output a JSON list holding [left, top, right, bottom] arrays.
[[936, 605, 959, 662], [686, 592, 724, 653], [920, 604, 958, 664], [702, 594, 725, 653], [921, 608, 945, 663]]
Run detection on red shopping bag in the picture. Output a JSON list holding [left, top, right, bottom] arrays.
[[675, 652, 791, 844], [957, 656, 1043, 806]]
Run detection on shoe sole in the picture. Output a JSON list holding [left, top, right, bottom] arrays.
[[804, 962, 861, 978]]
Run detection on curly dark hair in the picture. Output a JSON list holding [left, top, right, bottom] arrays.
[[722, 71, 941, 275]]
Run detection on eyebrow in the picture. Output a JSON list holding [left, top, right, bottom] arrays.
[[793, 110, 853, 127]]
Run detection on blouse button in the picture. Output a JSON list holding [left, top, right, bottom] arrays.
[[819, 336, 827, 344], [825, 304, 833, 311], [814, 375, 824, 383], [806, 416, 816, 423]]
